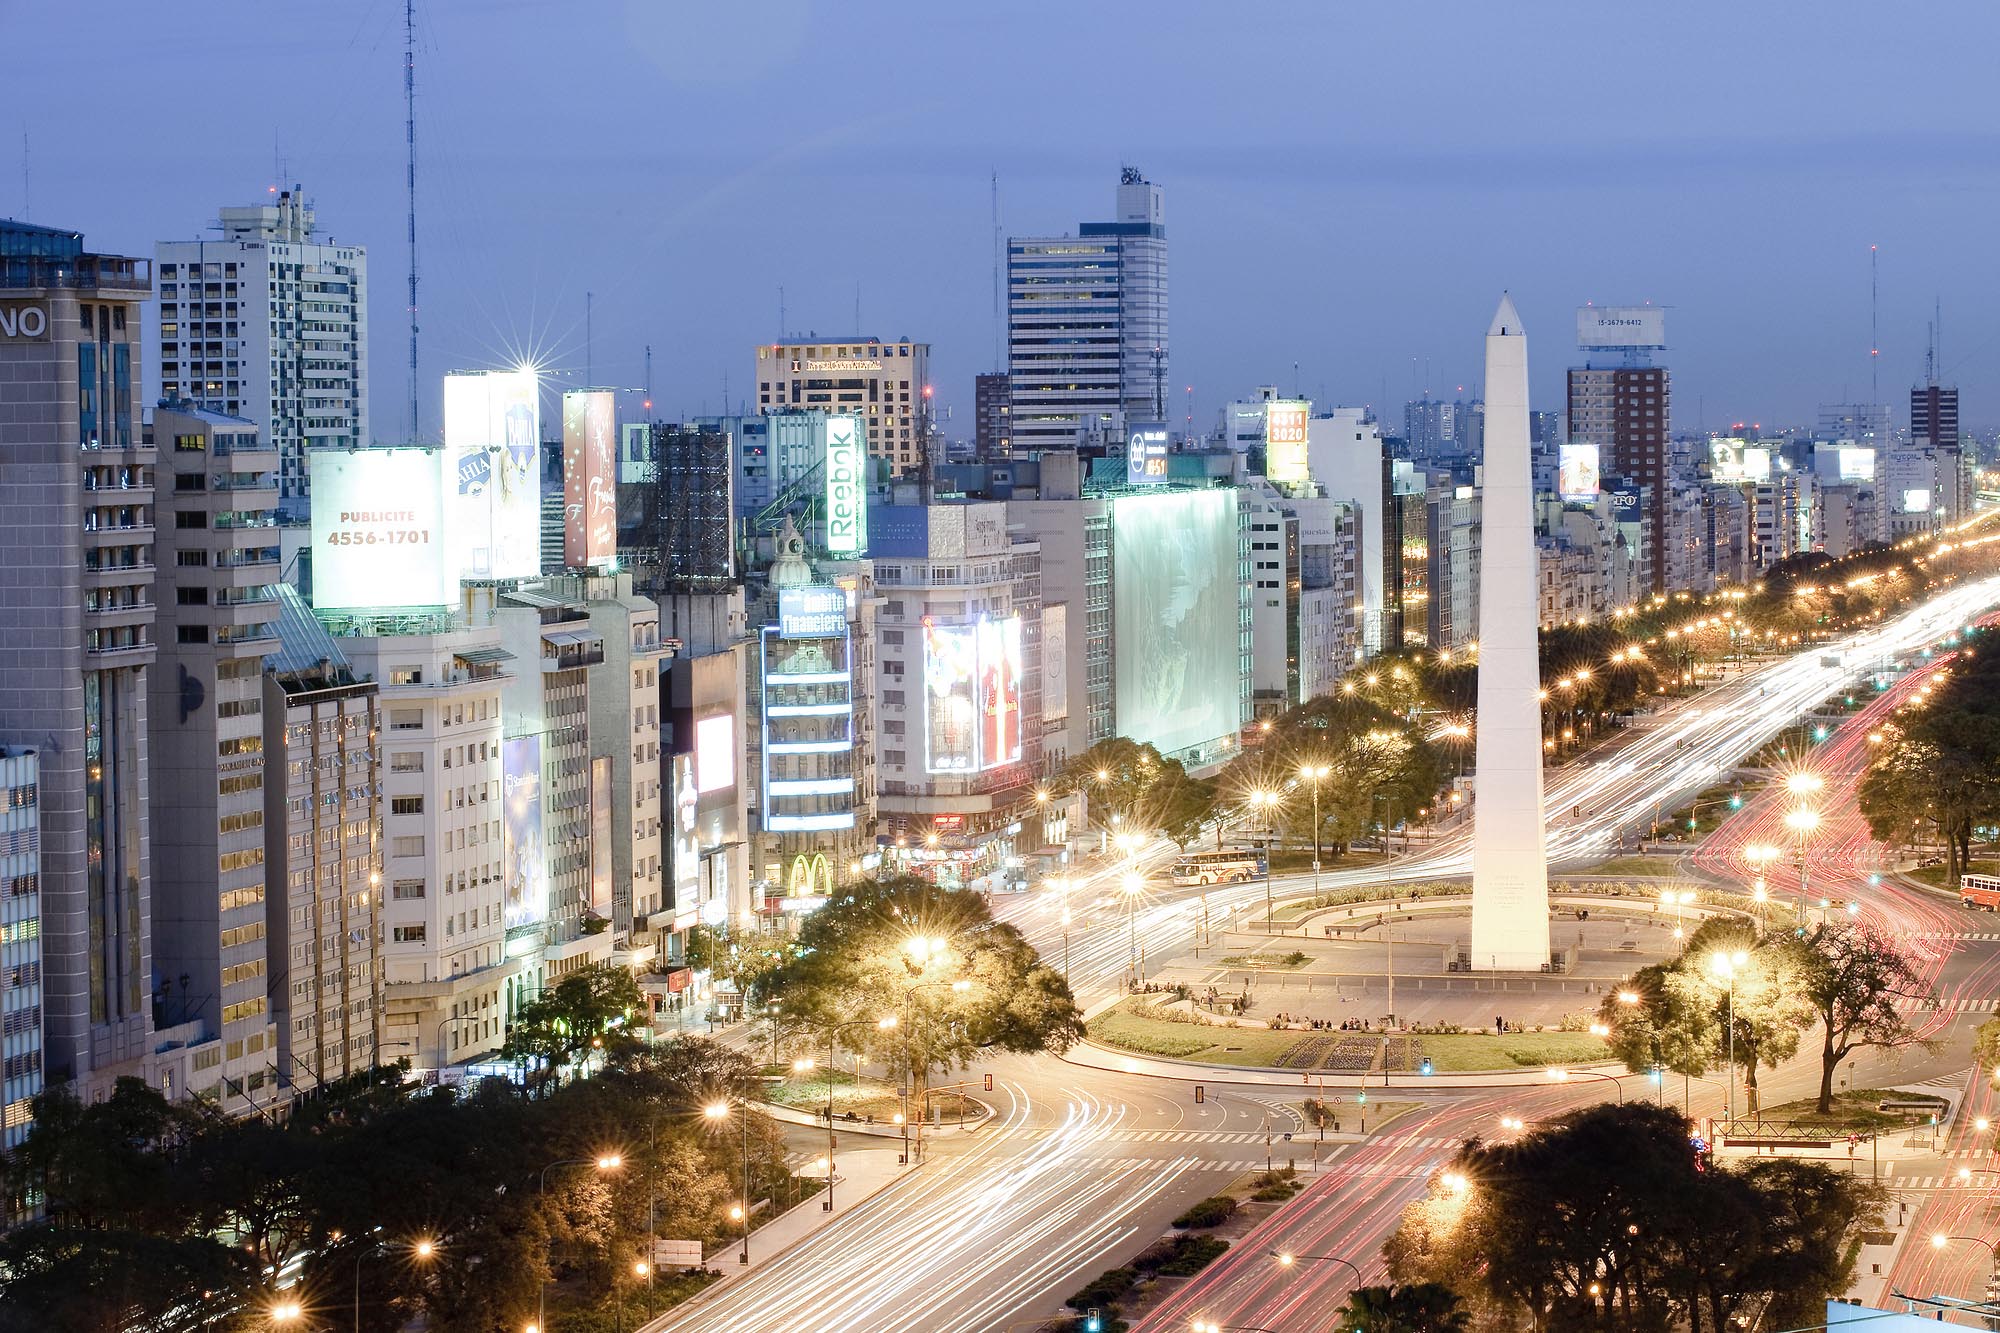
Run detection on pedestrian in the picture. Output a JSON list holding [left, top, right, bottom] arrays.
[[1495, 1014, 1504, 1034]]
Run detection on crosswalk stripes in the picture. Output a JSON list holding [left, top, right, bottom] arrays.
[[1100, 1130, 1465, 1147], [1893, 997, 2000, 1014]]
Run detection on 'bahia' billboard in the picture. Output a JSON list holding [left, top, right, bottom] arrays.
[[1112, 489, 1241, 761]]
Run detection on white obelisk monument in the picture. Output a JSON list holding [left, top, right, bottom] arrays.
[[1470, 293, 1551, 970]]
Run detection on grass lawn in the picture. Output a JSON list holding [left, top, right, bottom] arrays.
[[1088, 1000, 1613, 1072], [1088, 1001, 1306, 1065], [1903, 861, 2000, 890], [1296, 1099, 1421, 1133], [1416, 1031, 1611, 1071], [1585, 856, 1687, 878], [1756, 1088, 1949, 1133], [1219, 950, 1310, 970], [764, 1072, 979, 1121]]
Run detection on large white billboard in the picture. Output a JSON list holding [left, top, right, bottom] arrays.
[[1576, 305, 1666, 349], [1837, 446, 1876, 482], [1265, 400, 1310, 484], [307, 449, 452, 611], [824, 413, 867, 554], [1113, 489, 1240, 760], [1709, 439, 1772, 484], [444, 369, 542, 580], [561, 389, 617, 570], [1558, 443, 1600, 503]]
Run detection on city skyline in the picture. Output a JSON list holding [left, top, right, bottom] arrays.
[[4, 0, 1997, 439]]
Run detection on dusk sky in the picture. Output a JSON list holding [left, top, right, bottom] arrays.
[[8, 0, 1998, 438]]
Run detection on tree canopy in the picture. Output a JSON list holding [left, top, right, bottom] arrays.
[[1384, 1102, 1879, 1332], [751, 875, 1084, 1087]]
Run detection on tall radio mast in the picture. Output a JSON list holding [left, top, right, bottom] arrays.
[[404, 0, 420, 441]]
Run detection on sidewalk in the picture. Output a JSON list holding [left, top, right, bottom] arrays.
[[640, 1146, 913, 1330]]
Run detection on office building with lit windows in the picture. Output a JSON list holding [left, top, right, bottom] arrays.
[[756, 337, 930, 475], [0, 219, 158, 1097]]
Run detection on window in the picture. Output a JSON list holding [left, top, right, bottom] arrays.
[[393, 925, 428, 943], [389, 708, 422, 731], [390, 835, 425, 857], [392, 879, 426, 900], [391, 796, 424, 816], [390, 752, 423, 773]]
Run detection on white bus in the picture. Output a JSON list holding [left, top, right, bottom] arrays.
[[1171, 849, 1265, 887]]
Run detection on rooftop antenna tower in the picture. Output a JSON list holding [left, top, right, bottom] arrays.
[[1869, 243, 1879, 407], [643, 344, 654, 413], [1152, 346, 1166, 420], [404, 0, 420, 441], [778, 286, 786, 341], [991, 169, 1002, 370], [585, 290, 593, 386]]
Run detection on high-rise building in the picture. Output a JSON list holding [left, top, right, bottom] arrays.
[[1911, 383, 1960, 449], [149, 404, 284, 1112], [0, 220, 156, 1092], [0, 747, 43, 1152], [755, 337, 929, 476], [263, 589, 382, 1089], [156, 189, 368, 514], [1008, 169, 1168, 453], [974, 372, 1011, 459], [1567, 307, 1669, 592]]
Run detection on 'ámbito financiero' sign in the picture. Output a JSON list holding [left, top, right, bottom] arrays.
[[824, 414, 867, 554]]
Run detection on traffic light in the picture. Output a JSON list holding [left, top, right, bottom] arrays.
[[983, 1073, 993, 1092], [1729, 793, 1743, 810], [1572, 804, 1582, 818], [1420, 1058, 1434, 1076], [1086, 1311, 1102, 1332], [1194, 1085, 1205, 1104]]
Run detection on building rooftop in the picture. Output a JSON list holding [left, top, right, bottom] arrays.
[[269, 585, 356, 684], [156, 399, 258, 428]]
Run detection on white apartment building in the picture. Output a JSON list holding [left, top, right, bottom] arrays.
[[156, 188, 368, 513], [1009, 169, 1168, 453], [540, 571, 672, 962], [755, 338, 930, 476], [341, 630, 517, 1072]]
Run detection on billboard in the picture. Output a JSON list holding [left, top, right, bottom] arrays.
[[1113, 489, 1241, 760], [1265, 400, 1310, 484], [923, 620, 979, 773], [824, 413, 867, 554], [976, 615, 1023, 767], [307, 449, 452, 611], [588, 755, 613, 922], [1126, 424, 1170, 485], [1903, 488, 1934, 514], [1710, 440, 1772, 484], [670, 754, 699, 908], [1576, 305, 1666, 349], [1557, 443, 1601, 503], [445, 369, 542, 580], [562, 389, 617, 569], [778, 586, 847, 638], [695, 713, 734, 793], [1837, 446, 1876, 482], [1042, 605, 1069, 722], [501, 736, 545, 928], [1607, 485, 1642, 522]]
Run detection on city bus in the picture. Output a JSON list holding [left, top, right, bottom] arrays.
[[1961, 873, 2000, 910], [1170, 849, 1266, 887]]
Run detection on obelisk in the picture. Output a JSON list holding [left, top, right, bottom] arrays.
[[1470, 293, 1551, 970]]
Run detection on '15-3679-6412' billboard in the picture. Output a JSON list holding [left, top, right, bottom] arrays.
[[308, 447, 453, 611], [1113, 488, 1241, 761], [562, 389, 617, 570]]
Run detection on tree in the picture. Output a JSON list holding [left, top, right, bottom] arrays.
[[500, 961, 647, 1096], [1791, 922, 1934, 1114], [752, 876, 1084, 1094], [1334, 1282, 1472, 1332], [1384, 1101, 1878, 1332]]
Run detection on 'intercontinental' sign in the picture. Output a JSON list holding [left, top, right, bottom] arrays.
[[803, 358, 883, 373]]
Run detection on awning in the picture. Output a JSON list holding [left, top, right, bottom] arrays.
[[452, 646, 514, 665], [543, 629, 603, 649]]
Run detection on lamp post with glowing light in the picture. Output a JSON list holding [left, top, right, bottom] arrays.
[[538, 1155, 624, 1329], [1298, 763, 1331, 908], [702, 1099, 752, 1264], [899, 959, 971, 1165], [1246, 789, 1281, 929], [1784, 796, 1821, 917], [1122, 874, 1146, 986], [790, 1013, 896, 1211], [1546, 1066, 1627, 1103], [1709, 950, 1749, 1121], [1930, 1232, 2000, 1304]]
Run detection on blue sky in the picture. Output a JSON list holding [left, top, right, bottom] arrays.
[[7, 0, 1998, 437]]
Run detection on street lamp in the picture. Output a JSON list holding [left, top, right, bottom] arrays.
[[1298, 763, 1331, 907], [1708, 950, 1749, 1121], [789, 1014, 896, 1211], [1546, 1067, 1626, 1102], [1784, 805, 1820, 915], [1248, 789, 1282, 926], [1272, 1248, 1364, 1284], [1930, 1233, 2000, 1301], [537, 1155, 623, 1332], [900, 977, 970, 1164], [703, 1100, 752, 1265], [1123, 874, 1146, 987]]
